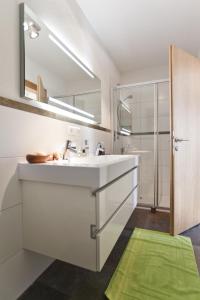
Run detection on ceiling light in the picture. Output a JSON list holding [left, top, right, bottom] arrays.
[[49, 34, 95, 79]]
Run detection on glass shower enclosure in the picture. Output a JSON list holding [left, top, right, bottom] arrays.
[[113, 80, 170, 210]]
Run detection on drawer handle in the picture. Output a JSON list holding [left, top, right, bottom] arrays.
[[92, 166, 138, 196], [90, 184, 138, 239]]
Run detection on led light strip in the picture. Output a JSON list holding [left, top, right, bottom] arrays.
[[49, 34, 95, 79], [32, 99, 97, 125], [120, 130, 130, 136], [49, 97, 95, 119], [121, 128, 132, 133]]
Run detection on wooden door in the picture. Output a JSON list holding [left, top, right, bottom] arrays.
[[170, 45, 200, 235]]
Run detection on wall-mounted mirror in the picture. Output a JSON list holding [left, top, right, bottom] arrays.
[[20, 3, 101, 124]]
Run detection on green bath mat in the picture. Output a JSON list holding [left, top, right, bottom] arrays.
[[105, 228, 200, 300]]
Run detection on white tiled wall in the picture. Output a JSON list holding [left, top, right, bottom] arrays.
[[0, 0, 120, 299], [0, 105, 112, 300], [0, 250, 53, 300], [0, 158, 22, 210], [0, 205, 22, 265], [120, 65, 168, 84]]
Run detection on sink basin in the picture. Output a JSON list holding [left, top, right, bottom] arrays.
[[18, 155, 139, 189], [52, 155, 137, 166]]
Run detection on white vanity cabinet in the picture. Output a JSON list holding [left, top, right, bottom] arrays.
[[18, 155, 139, 272]]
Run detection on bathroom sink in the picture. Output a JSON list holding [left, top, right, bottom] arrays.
[[19, 154, 139, 271], [18, 155, 139, 189], [53, 155, 136, 166]]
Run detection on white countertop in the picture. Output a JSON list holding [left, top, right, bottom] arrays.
[[18, 155, 139, 189]]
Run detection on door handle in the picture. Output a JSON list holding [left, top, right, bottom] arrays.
[[174, 138, 189, 143]]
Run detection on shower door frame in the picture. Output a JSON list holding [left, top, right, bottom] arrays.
[[113, 79, 169, 211]]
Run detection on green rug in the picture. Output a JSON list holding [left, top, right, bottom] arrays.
[[105, 228, 200, 300]]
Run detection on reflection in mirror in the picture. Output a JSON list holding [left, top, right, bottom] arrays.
[[117, 85, 155, 136], [20, 4, 101, 124], [117, 95, 133, 135]]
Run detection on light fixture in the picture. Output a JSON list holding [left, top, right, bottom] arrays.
[[29, 26, 39, 39], [24, 20, 41, 39], [35, 101, 97, 125], [49, 97, 95, 119], [121, 128, 132, 133], [120, 130, 130, 136], [23, 22, 29, 32], [48, 97, 96, 124], [49, 34, 95, 79]]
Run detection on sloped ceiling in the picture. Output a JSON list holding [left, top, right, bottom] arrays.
[[76, 0, 200, 72]]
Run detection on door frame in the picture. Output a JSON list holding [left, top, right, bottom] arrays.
[[169, 45, 175, 235]]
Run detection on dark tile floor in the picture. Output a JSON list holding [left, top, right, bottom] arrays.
[[182, 223, 200, 272], [18, 208, 200, 300]]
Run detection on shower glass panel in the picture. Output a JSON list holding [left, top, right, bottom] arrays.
[[113, 80, 170, 209]]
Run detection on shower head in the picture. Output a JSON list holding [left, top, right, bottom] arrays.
[[119, 94, 133, 113], [117, 94, 133, 130], [122, 95, 133, 101]]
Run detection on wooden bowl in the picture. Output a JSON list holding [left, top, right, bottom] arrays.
[[26, 154, 50, 164]]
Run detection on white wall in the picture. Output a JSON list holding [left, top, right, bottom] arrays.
[[26, 52, 101, 98], [0, 0, 120, 299], [120, 65, 168, 84], [25, 56, 69, 96]]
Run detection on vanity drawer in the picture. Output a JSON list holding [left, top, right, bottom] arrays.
[[96, 188, 137, 271], [96, 168, 138, 228]]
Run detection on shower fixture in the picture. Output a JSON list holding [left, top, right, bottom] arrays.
[[119, 95, 133, 113], [117, 94, 133, 135], [122, 94, 133, 101]]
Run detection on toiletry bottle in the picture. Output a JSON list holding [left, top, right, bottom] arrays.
[[99, 142, 105, 155], [84, 139, 89, 156]]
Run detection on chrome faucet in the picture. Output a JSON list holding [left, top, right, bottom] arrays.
[[96, 142, 105, 156], [63, 140, 77, 159]]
